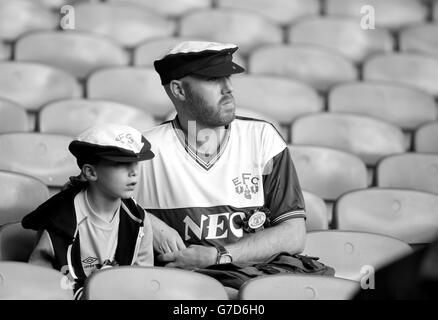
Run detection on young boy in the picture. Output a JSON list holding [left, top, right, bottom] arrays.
[[22, 124, 155, 299]]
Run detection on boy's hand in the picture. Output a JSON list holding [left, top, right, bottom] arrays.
[[158, 245, 217, 269]]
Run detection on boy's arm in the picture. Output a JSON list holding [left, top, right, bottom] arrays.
[[28, 230, 56, 269]]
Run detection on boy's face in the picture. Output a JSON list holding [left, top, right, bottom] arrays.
[[92, 160, 139, 199]]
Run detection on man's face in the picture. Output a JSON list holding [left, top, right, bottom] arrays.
[[181, 75, 236, 127]]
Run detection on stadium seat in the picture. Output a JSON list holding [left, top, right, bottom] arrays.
[[16, 31, 129, 79], [363, 53, 438, 96], [231, 74, 323, 124], [109, 0, 210, 17], [291, 113, 406, 166], [0, 223, 37, 261], [0, 62, 82, 112], [0, 98, 29, 134], [217, 0, 320, 25], [435, 1, 438, 21], [249, 45, 357, 92], [39, 99, 156, 136], [0, 133, 79, 188], [74, 2, 175, 48], [238, 274, 359, 300], [328, 81, 437, 130], [179, 8, 283, 56], [400, 24, 438, 58], [288, 17, 393, 63], [0, 42, 10, 60], [0, 0, 57, 41], [302, 230, 413, 281], [377, 153, 438, 194], [288, 145, 368, 201], [87, 67, 175, 119], [34, 0, 82, 9], [0, 171, 49, 225], [415, 122, 438, 153], [325, 0, 428, 30], [83, 266, 228, 300], [0, 261, 73, 299], [302, 190, 328, 231], [334, 188, 438, 244]]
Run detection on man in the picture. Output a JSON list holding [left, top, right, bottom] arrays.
[[134, 41, 306, 272]]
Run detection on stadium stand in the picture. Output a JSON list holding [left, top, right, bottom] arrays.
[[334, 188, 438, 244], [238, 274, 359, 300], [249, 45, 357, 92], [39, 99, 156, 136], [363, 53, 438, 97], [0, 42, 10, 60], [0, 261, 73, 299], [302, 230, 413, 281], [0, 0, 58, 42], [415, 122, 438, 153], [377, 153, 438, 194], [74, 2, 176, 48], [87, 67, 173, 119], [0, 222, 37, 261], [83, 266, 228, 300], [400, 23, 438, 58], [324, 0, 428, 30], [0, 171, 49, 226], [0, 98, 29, 134], [217, 0, 320, 25], [179, 8, 283, 56], [288, 17, 394, 63], [291, 113, 407, 166], [302, 190, 329, 231], [15, 31, 130, 80], [328, 81, 437, 130]]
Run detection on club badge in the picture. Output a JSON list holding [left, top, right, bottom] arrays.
[[248, 210, 266, 230]]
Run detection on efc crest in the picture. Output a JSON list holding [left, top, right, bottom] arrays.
[[232, 173, 260, 199]]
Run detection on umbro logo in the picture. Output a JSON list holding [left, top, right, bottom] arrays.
[[82, 257, 98, 265]]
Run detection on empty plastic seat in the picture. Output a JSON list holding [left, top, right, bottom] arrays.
[[325, 0, 428, 30], [303, 190, 328, 231], [34, 0, 82, 9], [231, 74, 322, 123], [87, 67, 174, 118], [289, 17, 393, 63], [334, 188, 438, 244], [377, 153, 438, 194], [109, 0, 210, 17], [180, 8, 283, 56], [0, 62, 81, 112], [302, 230, 413, 281], [0, 42, 10, 60], [0, 171, 49, 225], [329, 81, 437, 130], [288, 145, 368, 201], [74, 2, 175, 48], [238, 274, 359, 300], [400, 24, 438, 58], [249, 45, 357, 92], [39, 99, 156, 136], [15, 31, 129, 79], [0, 98, 29, 133], [291, 113, 406, 166], [218, 0, 320, 25], [0, 0, 57, 41], [0, 133, 79, 188], [364, 53, 438, 97], [0, 262, 73, 299], [415, 122, 438, 153], [83, 266, 228, 300], [0, 223, 37, 261]]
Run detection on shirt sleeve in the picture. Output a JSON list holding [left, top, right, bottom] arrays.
[[28, 229, 56, 269], [263, 148, 306, 225], [133, 209, 154, 267]]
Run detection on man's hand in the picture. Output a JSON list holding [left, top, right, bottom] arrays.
[[157, 245, 217, 269], [149, 214, 186, 254]]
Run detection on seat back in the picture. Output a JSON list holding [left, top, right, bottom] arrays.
[[0, 261, 73, 299], [415, 122, 438, 153], [84, 266, 228, 300], [0, 171, 49, 225], [288, 145, 368, 200], [0, 42, 10, 60], [302, 230, 413, 281], [334, 188, 438, 244], [399, 24, 438, 58], [108, 0, 210, 17], [0, 98, 29, 133], [238, 274, 360, 300], [0, 223, 37, 261], [302, 190, 328, 231]]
